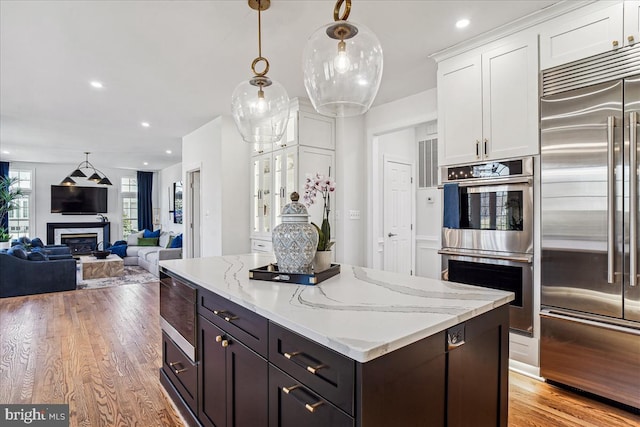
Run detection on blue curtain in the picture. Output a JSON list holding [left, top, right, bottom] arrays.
[[0, 161, 9, 232], [137, 171, 153, 232]]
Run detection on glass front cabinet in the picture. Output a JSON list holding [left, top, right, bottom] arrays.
[[250, 98, 336, 251]]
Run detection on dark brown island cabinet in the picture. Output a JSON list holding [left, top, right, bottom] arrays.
[[159, 267, 510, 427]]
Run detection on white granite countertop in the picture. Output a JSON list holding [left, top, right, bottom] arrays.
[[160, 254, 514, 363]]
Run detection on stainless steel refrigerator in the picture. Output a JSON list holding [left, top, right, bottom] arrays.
[[540, 45, 640, 410]]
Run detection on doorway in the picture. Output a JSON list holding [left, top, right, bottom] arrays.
[[383, 156, 413, 274], [187, 169, 201, 258]]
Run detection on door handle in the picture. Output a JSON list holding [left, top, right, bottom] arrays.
[[388, 233, 397, 237], [631, 112, 638, 287], [607, 116, 616, 284]]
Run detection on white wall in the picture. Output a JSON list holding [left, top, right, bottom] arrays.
[[364, 88, 439, 271], [158, 162, 184, 234], [334, 116, 366, 266], [11, 161, 158, 243], [182, 116, 249, 257]]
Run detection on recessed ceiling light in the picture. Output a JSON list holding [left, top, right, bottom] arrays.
[[143, 162, 149, 166], [166, 150, 172, 154], [141, 122, 150, 128], [456, 18, 470, 29], [90, 81, 104, 89]]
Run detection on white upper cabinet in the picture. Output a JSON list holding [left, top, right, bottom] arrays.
[[540, 1, 625, 70], [249, 98, 336, 243], [438, 33, 539, 166], [625, 1, 640, 47]]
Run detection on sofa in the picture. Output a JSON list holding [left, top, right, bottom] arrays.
[[119, 230, 182, 276], [0, 246, 77, 298]]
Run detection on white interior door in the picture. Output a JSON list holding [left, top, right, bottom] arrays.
[[189, 169, 201, 258], [383, 158, 413, 274]]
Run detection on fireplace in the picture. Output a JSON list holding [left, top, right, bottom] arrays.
[[47, 222, 110, 247], [61, 233, 98, 255]]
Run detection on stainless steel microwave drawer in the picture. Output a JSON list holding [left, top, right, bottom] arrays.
[[198, 289, 269, 358], [160, 271, 196, 348], [269, 322, 355, 416]]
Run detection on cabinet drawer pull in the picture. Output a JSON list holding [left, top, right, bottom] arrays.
[[305, 402, 324, 413], [284, 351, 301, 359], [306, 364, 327, 375], [224, 315, 238, 322], [475, 140, 480, 158], [215, 335, 223, 343], [613, 40, 619, 48], [169, 361, 187, 374], [282, 384, 325, 413], [282, 384, 301, 394], [221, 339, 229, 348], [629, 35, 635, 44], [213, 310, 226, 315]]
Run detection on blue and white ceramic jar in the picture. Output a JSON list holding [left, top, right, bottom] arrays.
[[272, 192, 318, 274]]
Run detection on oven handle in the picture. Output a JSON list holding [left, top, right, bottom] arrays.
[[438, 249, 532, 264], [438, 176, 532, 188]]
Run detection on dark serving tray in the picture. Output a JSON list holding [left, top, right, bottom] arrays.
[[249, 263, 341, 286]]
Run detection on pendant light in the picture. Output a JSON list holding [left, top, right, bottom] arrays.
[[231, 0, 290, 146], [61, 152, 112, 186], [302, 0, 383, 117]]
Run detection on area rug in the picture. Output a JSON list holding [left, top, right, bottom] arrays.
[[77, 266, 159, 290]]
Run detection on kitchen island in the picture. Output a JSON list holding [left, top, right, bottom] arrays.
[[159, 254, 514, 427]]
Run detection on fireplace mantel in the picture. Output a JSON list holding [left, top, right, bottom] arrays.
[[47, 222, 111, 246]]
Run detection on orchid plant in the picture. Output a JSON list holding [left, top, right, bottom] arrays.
[[303, 173, 336, 251]]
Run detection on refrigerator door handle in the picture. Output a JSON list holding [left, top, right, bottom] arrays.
[[631, 112, 638, 287], [607, 116, 616, 284]]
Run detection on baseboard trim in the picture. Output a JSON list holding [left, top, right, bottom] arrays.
[[509, 359, 542, 381]]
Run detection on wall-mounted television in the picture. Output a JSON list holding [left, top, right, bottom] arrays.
[[51, 185, 108, 214]]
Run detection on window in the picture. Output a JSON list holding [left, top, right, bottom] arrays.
[[8, 170, 33, 238], [121, 177, 138, 237]]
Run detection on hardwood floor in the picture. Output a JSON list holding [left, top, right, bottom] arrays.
[[1, 284, 639, 427]]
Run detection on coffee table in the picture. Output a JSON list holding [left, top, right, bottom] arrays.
[[79, 254, 124, 280]]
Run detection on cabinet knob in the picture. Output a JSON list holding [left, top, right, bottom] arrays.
[[613, 40, 619, 48], [221, 339, 229, 348], [629, 35, 635, 44], [215, 335, 223, 343]]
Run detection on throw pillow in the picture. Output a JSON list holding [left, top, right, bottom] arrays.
[[109, 244, 127, 258], [169, 234, 182, 248], [27, 251, 48, 261], [126, 231, 144, 246], [30, 237, 44, 248], [143, 229, 161, 239], [138, 237, 159, 246], [159, 231, 171, 248], [165, 236, 175, 249], [8, 247, 28, 259]]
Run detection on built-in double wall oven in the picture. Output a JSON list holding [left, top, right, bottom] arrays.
[[439, 157, 534, 336]]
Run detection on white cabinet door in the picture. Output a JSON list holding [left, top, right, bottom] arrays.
[[297, 146, 335, 228], [273, 146, 298, 228], [251, 153, 273, 239], [437, 54, 483, 166], [539, 2, 623, 70], [298, 111, 335, 150], [482, 33, 539, 160], [624, 1, 640, 47]]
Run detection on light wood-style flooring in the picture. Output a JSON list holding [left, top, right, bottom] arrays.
[[1, 283, 639, 427]]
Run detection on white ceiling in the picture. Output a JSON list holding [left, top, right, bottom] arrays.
[[0, 0, 558, 172]]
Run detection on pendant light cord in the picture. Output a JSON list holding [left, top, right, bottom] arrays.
[[258, 0, 262, 58]]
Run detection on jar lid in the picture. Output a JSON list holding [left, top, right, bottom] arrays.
[[280, 192, 309, 217]]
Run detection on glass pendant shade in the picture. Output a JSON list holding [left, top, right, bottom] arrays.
[[231, 78, 290, 145], [303, 20, 383, 117]]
